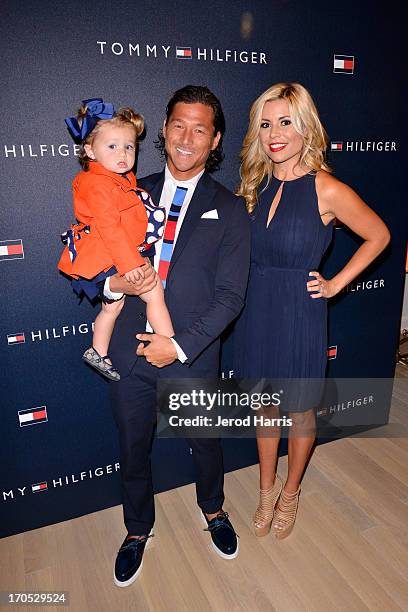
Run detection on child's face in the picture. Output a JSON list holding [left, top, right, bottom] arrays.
[[84, 123, 137, 173]]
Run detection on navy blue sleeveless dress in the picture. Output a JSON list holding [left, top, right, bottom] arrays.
[[234, 173, 333, 412]]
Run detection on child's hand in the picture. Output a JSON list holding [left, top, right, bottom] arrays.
[[124, 267, 145, 284]]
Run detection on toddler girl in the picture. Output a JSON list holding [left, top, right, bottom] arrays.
[[58, 98, 173, 381]]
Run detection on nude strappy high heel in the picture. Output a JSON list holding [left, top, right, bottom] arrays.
[[272, 486, 301, 540], [253, 475, 283, 537]]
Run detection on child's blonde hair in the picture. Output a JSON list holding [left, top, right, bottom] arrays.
[[76, 104, 144, 170]]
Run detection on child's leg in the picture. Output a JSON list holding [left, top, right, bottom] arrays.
[[93, 297, 125, 358], [140, 283, 174, 337]]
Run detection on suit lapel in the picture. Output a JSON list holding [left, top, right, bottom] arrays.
[[143, 171, 165, 206], [168, 172, 217, 275]]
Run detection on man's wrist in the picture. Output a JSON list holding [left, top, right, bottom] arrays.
[[170, 338, 188, 363]]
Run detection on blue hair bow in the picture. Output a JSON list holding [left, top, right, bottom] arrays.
[[65, 97, 114, 142]]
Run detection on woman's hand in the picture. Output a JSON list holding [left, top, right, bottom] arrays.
[[307, 271, 338, 299]]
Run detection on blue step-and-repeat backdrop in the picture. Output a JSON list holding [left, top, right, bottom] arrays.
[[1, 0, 405, 537]]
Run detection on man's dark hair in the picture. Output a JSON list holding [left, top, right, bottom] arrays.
[[155, 85, 225, 172]]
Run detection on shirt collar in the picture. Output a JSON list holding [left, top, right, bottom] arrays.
[[87, 161, 136, 191], [164, 165, 205, 190]]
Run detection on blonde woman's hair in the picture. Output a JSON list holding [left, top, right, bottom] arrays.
[[77, 105, 144, 170], [237, 83, 331, 212]]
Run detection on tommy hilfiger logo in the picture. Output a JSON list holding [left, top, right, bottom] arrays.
[[0, 239, 24, 261], [96, 41, 267, 64], [327, 346, 338, 360], [6, 322, 94, 346], [31, 482, 48, 493], [333, 54, 354, 74], [7, 333, 25, 346], [343, 278, 385, 293], [2, 463, 120, 501], [330, 141, 397, 152], [176, 46, 192, 59], [18, 406, 48, 427], [318, 394, 374, 417], [3, 143, 80, 159]]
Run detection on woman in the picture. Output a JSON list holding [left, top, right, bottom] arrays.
[[234, 83, 390, 539]]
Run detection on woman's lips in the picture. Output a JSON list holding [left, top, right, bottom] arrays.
[[269, 143, 287, 153]]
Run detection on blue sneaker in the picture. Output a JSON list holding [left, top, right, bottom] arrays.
[[113, 533, 153, 587], [202, 511, 239, 560]]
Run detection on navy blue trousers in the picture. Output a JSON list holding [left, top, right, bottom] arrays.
[[110, 356, 224, 535]]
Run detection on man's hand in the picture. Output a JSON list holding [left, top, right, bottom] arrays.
[[110, 261, 157, 295], [136, 333, 177, 368]]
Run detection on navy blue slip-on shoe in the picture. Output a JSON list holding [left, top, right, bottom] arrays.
[[201, 511, 239, 560], [113, 532, 153, 587]]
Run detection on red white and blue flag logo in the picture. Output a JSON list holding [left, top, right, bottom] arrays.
[[176, 47, 192, 59], [32, 482, 48, 493], [18, 406, 48, 427], [331, 142, 343, 151], [333, 55, 354, 74], [327, 345, 338, 360], [7, 333, 25, 346], [0, 239, 24, 261]]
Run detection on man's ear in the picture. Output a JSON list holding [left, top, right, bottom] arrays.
[[162, 119, 167, 139], [211, 131, 221, 151], [84, 143, 95, 159]]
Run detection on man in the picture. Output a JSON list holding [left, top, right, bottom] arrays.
[[106, 85, 250, 587]]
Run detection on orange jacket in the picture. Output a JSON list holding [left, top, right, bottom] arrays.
[[58, 162, 147, 279]]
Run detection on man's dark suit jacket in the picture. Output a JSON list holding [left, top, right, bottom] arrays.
[[110, 169, 250, 377]]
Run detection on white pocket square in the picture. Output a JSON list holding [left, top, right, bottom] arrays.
[[201, 209, 218, 219]]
